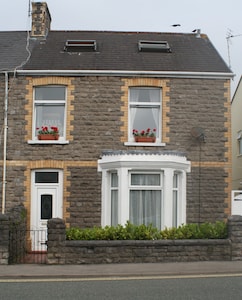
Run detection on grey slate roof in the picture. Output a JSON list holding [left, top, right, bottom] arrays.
[[0, 32, 36, 71], [0, 30, 231, 73]]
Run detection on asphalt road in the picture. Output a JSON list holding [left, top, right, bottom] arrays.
[[1, 274, 242, 300]]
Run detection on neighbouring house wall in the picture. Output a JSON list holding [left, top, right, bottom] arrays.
[[231, 78, 242, 190], [0, 74, 231, 228]]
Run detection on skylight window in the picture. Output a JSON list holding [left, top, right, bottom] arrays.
[[138, 40, 171, 52], [65, 40, 97, 52]]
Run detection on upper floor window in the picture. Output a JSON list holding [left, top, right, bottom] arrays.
[[129, 87, 161, 142], [34, 86, 66, 140]]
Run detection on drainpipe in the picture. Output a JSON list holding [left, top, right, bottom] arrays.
[[2, 72, 8, 214]]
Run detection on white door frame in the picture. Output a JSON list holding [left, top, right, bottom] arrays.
[[30, 169, 63, 250]]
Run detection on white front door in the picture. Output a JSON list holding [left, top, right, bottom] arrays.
[[31, 170, 63, 251]]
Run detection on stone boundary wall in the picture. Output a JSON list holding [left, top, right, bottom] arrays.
[[46, 216, 242, 265], [1, 214, 242, 265], [0, 214, 10, 264]]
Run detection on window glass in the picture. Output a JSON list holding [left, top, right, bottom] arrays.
[[35, 86, 65, 100], [41, 194, 53, 219], [129, 87, 161, 141], [172, 173, 179, 227], [239, 139, 242, 155], [130, 88, 160, 103], [35, 172, 59, 183], [131, 174, 160, 186], [111, 173, 118, 226], [35, 105, 65, 136], [130, 173, 162, 229]]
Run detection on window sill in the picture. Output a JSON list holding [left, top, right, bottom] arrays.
[[124, 142, 166, 147], [28, 140, 69, 145]]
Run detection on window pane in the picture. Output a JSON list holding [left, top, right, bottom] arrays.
[[111, 190, 118, 226], [36, 105, 65, 136], [129, 190, 161, 229], [111, 172, 118, 226], [130, 88, 160, 103], [131, 107, 159, 134], [111, 173, 118, 187], [41, 194, 53, 219], [172, 191, 178, 227], [35, 86, 65, 100], [173, 174, 178, 188], [239, 139, 242, 155], [131, 174, 160, 186], [35, 172, 59, 183]]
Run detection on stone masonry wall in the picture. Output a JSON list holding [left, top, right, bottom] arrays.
[[0, 74, 230, 227], [46, 218, 242, 265], [0, 214, 10, 264]]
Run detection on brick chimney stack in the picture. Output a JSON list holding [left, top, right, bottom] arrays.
[[31, 2, 51, 37]]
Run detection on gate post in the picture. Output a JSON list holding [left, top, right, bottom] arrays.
[[228, 215, 242, 260], [47, 218, 66, 264], [0, 214, 10, 264]]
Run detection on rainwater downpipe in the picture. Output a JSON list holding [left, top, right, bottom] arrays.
[[2, 71, 8, 214]]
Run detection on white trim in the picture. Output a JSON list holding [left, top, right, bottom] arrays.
[[15, 70, 234, 79], [124, 142, 166, 147], [28, 140, 69, 144]]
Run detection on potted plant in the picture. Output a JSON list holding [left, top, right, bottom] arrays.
[[37, 126, 59, 140], [132, 128, 156, 143]]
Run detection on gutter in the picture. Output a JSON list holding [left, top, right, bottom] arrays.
[[2, 72, 8, 214], [16, 70, 235, 79]]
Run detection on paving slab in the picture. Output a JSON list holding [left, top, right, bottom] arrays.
[[1, 261, 242, 279]]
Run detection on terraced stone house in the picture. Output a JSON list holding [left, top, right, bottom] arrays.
[[0, 2, 233, 250]]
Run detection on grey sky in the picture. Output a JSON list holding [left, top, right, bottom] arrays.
[[1, 0, 242, 95]]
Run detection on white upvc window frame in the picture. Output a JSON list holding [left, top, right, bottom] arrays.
[[29, 85, 68, 144], [128, 87, 162, 144]]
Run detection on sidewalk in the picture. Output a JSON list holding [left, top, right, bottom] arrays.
[[1, 261, 242, 279]]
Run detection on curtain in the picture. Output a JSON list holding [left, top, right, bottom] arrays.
[[129, 174, 161, 229]]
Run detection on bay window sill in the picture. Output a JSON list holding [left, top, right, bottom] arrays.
[[28, 140, 69, 145], [124, 142, 166, 147]]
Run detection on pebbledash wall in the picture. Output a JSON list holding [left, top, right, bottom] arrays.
[[0, 75, 231, 228], [46, 216, 242, 265]]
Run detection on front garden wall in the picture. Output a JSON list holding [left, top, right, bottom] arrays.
[[46, 217, 242, 265]]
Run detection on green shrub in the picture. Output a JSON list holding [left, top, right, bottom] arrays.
[[66, 221, 228, 241]]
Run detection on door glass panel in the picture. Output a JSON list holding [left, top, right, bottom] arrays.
[[35, 172, 59, 183], [41, 194, 53, 219]]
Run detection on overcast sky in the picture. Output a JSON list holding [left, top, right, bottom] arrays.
[[1, 0, 242, 95]]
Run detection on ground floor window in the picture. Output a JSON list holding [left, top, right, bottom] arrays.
[[129, 172, 162, 229], [98, 151, 191, 229]]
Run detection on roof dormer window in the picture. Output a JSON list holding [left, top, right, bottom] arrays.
[[64, 40, 97, 52], [138, 40, 171, 52]]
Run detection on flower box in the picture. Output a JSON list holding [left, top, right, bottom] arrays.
[[38, 134, 59, 140], [133, 128, 156, 143], [135, 136, 156, 143]]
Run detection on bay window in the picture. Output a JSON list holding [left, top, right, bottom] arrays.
[[98, 151, 191, 229]]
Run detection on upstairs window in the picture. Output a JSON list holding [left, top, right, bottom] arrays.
[[129, 87, 161, 142], [34, 86, 66, 140]]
